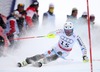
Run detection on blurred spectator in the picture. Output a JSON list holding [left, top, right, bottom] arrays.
[[0, 26, 9, 47], [15, 3, 27, 36], [90, 14, 95, 25], [5, 11, 20, 47], [77, 12, 87, 24], [0, 14, 6, 29], [67, 8, 78, 23], [89, 14, 95, 28], [32, 0, 38, 2], [0, 26, 10, 56], [16, 3, 25, 13], [42, 3, 55, 29], [26, 0, 39, 30]]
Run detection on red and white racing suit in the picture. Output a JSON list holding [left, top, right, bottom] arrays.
[[44, 29, 87, 59]]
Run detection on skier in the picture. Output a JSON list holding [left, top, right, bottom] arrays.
[[17, 21, 89, 67]]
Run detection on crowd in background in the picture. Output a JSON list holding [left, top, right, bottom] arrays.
[[0, 0, 95, 56]]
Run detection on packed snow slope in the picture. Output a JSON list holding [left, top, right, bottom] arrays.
[[0, 23, 100, 72]]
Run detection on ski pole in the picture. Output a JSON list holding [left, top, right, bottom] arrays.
[[13, 36, 46, 40], [14, 34, 56, 40], [0, 34, 56, 41]]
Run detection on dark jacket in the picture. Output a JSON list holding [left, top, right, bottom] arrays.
[[0, 15, 6, 29]]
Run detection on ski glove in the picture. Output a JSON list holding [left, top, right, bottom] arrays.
[[83, 55, 89, 63], [47, 33, 56, 38]]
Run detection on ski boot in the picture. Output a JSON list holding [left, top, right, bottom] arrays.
[[32, 62, 42, 67], [17, 60, 28, 67]]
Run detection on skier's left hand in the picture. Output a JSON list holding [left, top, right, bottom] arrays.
[[83, 55, 89, 63]]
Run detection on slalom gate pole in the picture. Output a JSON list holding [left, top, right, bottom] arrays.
[[86, 0, 93, 72]]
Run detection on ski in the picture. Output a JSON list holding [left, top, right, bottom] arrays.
[[17, 61, 42, 67], [17, 58, 100, 67]]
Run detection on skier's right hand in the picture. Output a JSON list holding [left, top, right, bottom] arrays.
[[47, 33, 56, 38], [83, 55, 89, 63]]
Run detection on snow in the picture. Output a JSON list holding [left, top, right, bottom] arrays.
[[0, 0, 100, 72]]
